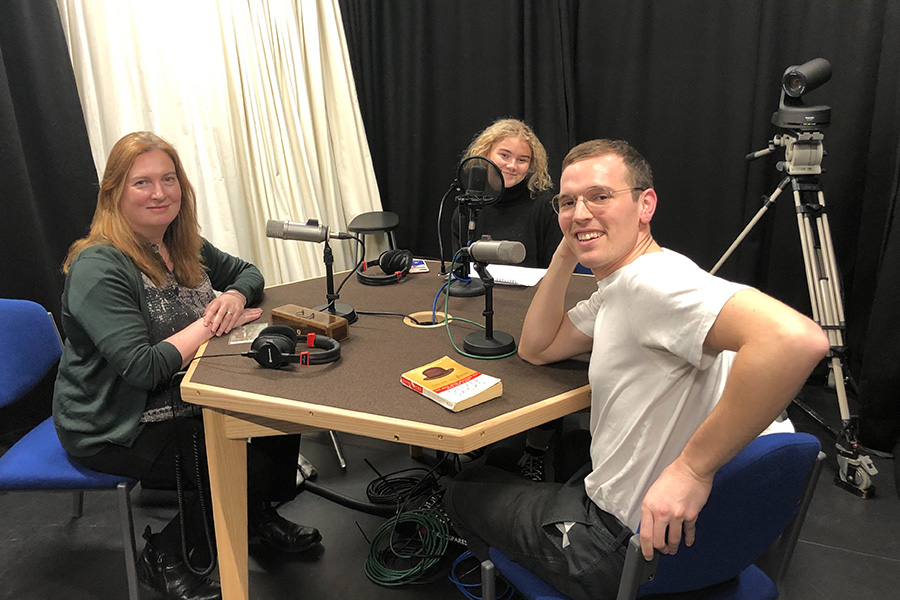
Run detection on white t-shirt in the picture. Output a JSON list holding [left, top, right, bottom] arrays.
[[567, 249, 748, 531]]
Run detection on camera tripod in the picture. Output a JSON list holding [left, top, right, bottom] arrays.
[[712, 130, 878, 498]]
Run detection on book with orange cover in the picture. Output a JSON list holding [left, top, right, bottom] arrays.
[[400, 356, 502, 412]]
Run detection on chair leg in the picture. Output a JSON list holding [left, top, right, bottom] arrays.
[[72, 491, 84, 518], [616, 535, 659, 600], [481, 559, 496, 600], [117, 482, 140, 600], [329, 431, 347, 469], [388, 231, 396, 250], [772, 450, 826, 590]]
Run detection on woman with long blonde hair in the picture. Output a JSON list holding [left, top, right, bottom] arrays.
[[451, 117, 561, 268]]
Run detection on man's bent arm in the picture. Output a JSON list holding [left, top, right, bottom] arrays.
[[639, 288, 830, 560], [519, 240, 592, 364]]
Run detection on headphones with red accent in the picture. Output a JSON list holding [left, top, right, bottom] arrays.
[[355, 248, 413, 286], [243, 325, 341, 368]]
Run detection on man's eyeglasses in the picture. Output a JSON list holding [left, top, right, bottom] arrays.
[[551, 187, 646, 214]]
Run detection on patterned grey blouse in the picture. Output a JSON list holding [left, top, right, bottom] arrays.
[[140, 245, 216, 423]]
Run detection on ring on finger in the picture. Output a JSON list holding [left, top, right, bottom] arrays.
[[226, 310, 234, 315]]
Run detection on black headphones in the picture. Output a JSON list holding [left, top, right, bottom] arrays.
[[356, 248, 413, 286], [243, 325, 341, 368]]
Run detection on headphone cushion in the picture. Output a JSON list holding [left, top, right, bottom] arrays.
[[379, 249, 412, 275], [251, 326, 298, 366]]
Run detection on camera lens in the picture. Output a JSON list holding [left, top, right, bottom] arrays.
[[784, 74, 806, 97], [782, 58, 832, 98]]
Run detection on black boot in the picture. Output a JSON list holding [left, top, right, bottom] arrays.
[[137, 527, 222, 600], [248, 503, 322, 553]]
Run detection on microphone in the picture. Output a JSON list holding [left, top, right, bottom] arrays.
[[266, 219, 352, 242], [462, 164, 488, 197], [456, 156, 503, 209], [465, 238, 526, 265]]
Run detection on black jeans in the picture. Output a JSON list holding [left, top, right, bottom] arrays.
[[73, 417, 300, 558], [444, 432, 630, 600]]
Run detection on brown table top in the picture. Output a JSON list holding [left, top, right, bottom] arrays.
[[183, 261, 597, 451]]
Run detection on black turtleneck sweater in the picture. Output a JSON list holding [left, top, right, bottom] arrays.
[[450, 177, 561, 268]]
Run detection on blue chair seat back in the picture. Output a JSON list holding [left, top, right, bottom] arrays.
[[638, 432, 821, 595], [0, 298, 63, 408]]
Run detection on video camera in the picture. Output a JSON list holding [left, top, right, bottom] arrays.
[[771, 57, 832, 131]]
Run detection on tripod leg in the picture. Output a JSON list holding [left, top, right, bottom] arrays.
[[710, 177, 790, 275], [814, 191, 847, 325], [792, 183, 878, 497]]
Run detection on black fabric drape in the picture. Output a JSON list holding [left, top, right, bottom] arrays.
[[340, 0, 571, 262], [0, 0, 98, 451], [852, 2, 900, 452], [339, 0, 900, 449]]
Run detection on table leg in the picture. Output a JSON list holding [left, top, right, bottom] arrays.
[[203, 409, 248, 600]]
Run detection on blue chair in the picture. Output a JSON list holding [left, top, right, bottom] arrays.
[[574, 263, 592, 275], [481, 432, 825, 600], [0, 298, 139, 600]]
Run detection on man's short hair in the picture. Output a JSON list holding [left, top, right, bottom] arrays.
[[562, 139, 654, 191]]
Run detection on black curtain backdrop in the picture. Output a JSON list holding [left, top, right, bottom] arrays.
[[0, 0, 98, 451], [339, 0, 900, 450]]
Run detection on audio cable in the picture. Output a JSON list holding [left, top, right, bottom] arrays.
[[365, 461, 439, 506], [364, 508, 450, 586], [431, 250, 518, 360], [363, 455, 457, 587], [448, 550, 514, 600]]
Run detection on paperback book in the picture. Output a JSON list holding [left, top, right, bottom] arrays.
[[400, 356, 502, 412]]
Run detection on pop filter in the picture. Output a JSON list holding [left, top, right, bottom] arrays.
[[457, 156, 504, 208]]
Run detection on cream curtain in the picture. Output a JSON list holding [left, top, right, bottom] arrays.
[[56, 0, 383, 285]]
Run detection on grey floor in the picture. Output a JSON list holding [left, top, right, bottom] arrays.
[[1, 385, 898, 600]]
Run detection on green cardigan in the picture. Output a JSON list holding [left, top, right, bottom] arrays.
[[52, 239, 264, 457]]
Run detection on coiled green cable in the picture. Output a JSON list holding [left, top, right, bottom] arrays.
[[365, 508, 450, 586]]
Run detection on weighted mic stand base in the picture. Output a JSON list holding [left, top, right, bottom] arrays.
[[464, 330, 515, 357], [314, 303, 358, 324], [447, 278, 485, 297]]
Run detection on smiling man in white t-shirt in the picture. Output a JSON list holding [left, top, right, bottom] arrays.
[[444, 139, 829, 600]]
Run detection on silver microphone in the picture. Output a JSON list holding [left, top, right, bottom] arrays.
[[466, 239, 526, 265], [266, 219, 351, 242]]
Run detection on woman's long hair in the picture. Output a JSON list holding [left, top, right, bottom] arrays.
[[63, 132, 205, 287], [463, 117, 552, 194]]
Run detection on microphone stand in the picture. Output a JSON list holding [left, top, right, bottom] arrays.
[[447, 202, 486, 297], [463, 260, 515, 356], [314, 239, 358, 324]]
